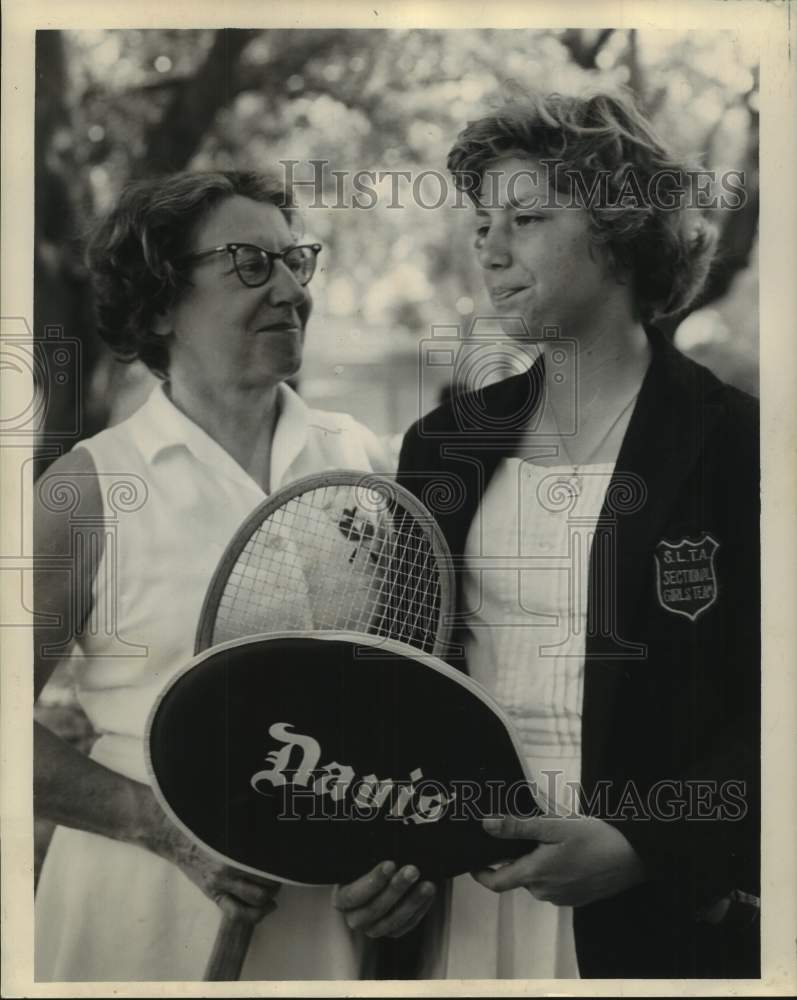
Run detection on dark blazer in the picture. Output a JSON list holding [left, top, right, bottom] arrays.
[[394, 326, 760, 978]]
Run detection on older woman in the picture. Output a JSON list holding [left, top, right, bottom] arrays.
[[397, 92, 759, 978], [34, 171, 436, 981]]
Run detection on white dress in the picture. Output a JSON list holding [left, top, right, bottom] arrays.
[[35, 383, 389, 982], [425, 457, 614, 979]]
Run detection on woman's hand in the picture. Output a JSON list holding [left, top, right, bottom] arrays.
[[144, 795, 280, 924], [34, 721, 280, 925], [333, 861, 436, 938], [475, 814, 646, 907]]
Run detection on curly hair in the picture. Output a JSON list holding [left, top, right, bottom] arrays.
[[86, 170, 297, 378], [447, 90, 718, 321]]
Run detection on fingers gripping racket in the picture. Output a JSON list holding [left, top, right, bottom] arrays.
[[193, 471, 455, 980]]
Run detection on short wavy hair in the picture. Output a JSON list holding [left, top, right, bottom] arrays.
[[86, 170, 297, 377], [447, 90, 718, 321]]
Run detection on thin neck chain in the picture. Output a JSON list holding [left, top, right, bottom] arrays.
[[553, 389, 640, 473]]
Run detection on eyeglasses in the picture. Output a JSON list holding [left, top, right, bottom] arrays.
[[178, 242, 322, 288]]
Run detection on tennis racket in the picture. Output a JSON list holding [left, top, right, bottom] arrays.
[[193, 470, 455, 980]]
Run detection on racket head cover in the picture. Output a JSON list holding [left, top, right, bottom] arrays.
[[146, 631, 539, 886]]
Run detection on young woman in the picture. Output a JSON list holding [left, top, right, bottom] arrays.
[[397, 92, 760, 979], [34, 170, 435, 981]]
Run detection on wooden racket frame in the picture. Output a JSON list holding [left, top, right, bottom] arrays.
[[194, 469, 455, 658], [189, 470, 455, 980]]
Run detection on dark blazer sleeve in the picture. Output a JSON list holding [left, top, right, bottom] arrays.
[[606, 387, 760, 909]]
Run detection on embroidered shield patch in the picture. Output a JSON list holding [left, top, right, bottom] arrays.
[[655, 534, 719, 622]]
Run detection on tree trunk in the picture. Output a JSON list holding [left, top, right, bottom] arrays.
[[135, 28, 353, 177], [34, 31, 103, 476], [136, 29, 258, 177]]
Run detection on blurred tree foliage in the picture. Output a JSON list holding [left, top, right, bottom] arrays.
[[34, 27, 760, 465]]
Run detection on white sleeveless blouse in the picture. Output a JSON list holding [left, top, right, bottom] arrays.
[[428, 457, 614, 979], [35, 383, 387, 982]]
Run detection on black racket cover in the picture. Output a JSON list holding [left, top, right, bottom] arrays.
[[146, 633, 539, 886]]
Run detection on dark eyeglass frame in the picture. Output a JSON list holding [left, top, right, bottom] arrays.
[[177, 242, 322, 288]]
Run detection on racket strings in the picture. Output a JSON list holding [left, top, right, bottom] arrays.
[[211, 485, 443, 652], [384, 509, 440, 649]]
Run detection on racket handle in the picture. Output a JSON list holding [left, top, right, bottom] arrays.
[[204, 914, 255, 981]]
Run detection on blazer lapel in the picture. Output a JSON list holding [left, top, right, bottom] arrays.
[[424, 356, 546, 665], [433, 354, 546, 557]]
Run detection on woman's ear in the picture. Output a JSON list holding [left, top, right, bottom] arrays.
[[152, 308, 173, 338]]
